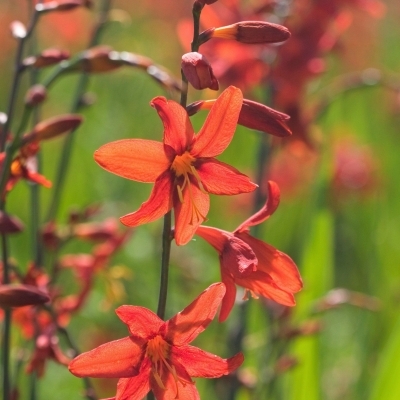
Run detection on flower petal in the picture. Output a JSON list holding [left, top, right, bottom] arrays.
[[235, 180, 280, 233], [116, 306, 163, 339], [191, 86, 243, 157], [195, 225, 228, 253], [150, 359, 199, 400], [197, 159, 257, 195], [237, 233, 302, 292], [171, 345, 244, 378], [120, 171, 173, 227], [94, 139, 170, 183], [151, 97, 194, 155], [219, 272, 237, 322], [115, 358, 151, 400], [164, 283, 225, 346], [173, 179, 209, 246], [236, 270, 296, 306], [68, 337, 143, 378]]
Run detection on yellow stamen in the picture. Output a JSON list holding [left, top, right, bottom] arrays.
[[171, 152, 208, 226], [146, 335, 192, 396], [242, 289, 259, 301]]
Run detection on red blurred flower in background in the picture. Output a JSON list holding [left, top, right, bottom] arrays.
[[94, 86, 257, 245], [196, 181, 302, 321], [69, 283, 244, 400]]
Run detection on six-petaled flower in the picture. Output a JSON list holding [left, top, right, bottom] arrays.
[[69, 283, 244, 399], [94, 86, 257, 245]]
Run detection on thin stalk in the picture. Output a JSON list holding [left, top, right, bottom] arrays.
[[46, 0, 112, 222]]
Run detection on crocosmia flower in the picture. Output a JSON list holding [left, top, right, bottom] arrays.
[[196, 181, 303, 321], [94, 86, 256, 245], [69, 283, 243, 399]]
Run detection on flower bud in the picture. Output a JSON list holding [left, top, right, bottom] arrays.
[[35, 0, 83, 13], [181, 52, 219, 91], [187, 99, 291, 136], [0, 284, 50, 308], [23, 49, 70, 69], [0, 211, 24, 234], [201, 21, 290, 45], [22, 115, 83, 144], [81, 46, 124, 73], [10, 21, 26, 39], [25, 85, 47, 107]]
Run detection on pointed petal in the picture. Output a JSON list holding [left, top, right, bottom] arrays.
[[195, 225, 228, 253], [120, 171, 173, 227], [115, 358, 151, 400], [219, 272, 237, 322], [236, 270, 296, 306], [94, 139, 170, 182], [197, 159, 257, 195], [151, 97, 194, 155], [116, 306, 163, 339], [68, 337, 144, 378], [150, 359, 199, 400], [164, 283, 225, 345], [235, 180, 280, 233], [171, 345, 244, 378], [173, 180, 209, 246], [191, 86, 243, 157], [237, 233, 302, 292]]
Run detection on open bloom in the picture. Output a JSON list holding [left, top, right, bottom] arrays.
[[94, 86, 256, 245], [69, 283, 244, 399], [196, 181, 302, 321]]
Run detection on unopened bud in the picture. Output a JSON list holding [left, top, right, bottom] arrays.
[[239, 99, 291, 136], [0, 211, 24, 234], [0, 284, 50, 308], [22, 115, 83, 144], [36, 0, 83, 13], [182, 52, 219, 91], [81, 46, 124, 73], [201, 21, 290, 45], [25, 85, 47, 107], [10, 21, 27, 39], [23, 49, 70, 69], [187, 98, 291, 136]]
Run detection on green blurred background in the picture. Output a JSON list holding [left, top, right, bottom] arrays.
[[1, 0, 400, 399]]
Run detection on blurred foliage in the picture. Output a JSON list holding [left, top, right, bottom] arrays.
[[1, 0, 400, 399]]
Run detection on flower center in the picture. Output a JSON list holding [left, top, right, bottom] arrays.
[[170, 151, 208, 225], [145, 335, 191, 396]]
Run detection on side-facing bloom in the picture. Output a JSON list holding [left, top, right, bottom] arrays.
[[196, 181, 302, 321], [69, 283, 243, 399], [94, 86, 256, 245]]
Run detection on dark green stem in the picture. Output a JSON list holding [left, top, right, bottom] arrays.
[[156, 212, 173, 319]]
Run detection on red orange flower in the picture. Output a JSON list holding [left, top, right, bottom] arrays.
[[94, 86, 256, 245], [69, 283, 243, 399], [196, 181, 302, 321]]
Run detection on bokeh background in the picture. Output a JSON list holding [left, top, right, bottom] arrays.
[[1, 0, 400, 399]]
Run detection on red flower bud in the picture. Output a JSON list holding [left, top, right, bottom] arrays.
[[25, 85, 47, 107], [0, 211, 24, 234], [0, 284, 50, 308], [23, 49, 70, 69], [79, 46, 125, 73], [181, 52, 219, 91], [35, 0, 83, 13], [187, 99, 291, 136], [22, 115, 83, 144], [201, 21, 290, 45]]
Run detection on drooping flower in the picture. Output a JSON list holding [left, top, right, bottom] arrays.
[[196, 181, 302, 321], [69, 283, 244, 399], [94, 86, 256, 245]]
